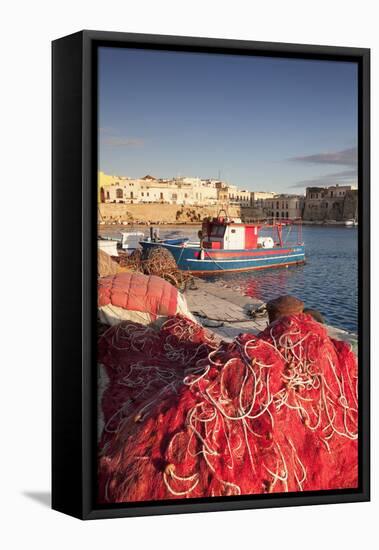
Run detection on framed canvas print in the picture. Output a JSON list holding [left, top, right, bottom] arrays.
[[52, 30, 370, 520]]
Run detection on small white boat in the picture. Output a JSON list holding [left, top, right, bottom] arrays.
[[121, 231, 145, 251], [98, 239, 119, 257], [345, 217, 358, 227], [98, 231, 145, 256]]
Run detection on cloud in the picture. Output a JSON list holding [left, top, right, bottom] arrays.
[[288, 147, 357, 167], [290, 169, 357, 189]]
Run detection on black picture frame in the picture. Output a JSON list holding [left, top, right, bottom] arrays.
[[52, 30, 370, 520]]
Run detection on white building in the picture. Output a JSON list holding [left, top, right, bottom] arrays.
[[99, 173, 220, 206], [251, 191, 277, 208], [227, 186, 251, 206], [99, 171, 271, 209], [262, 195, 304, 219]]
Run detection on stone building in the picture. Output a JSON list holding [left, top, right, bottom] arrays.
[[342, 189, 358, 220], [227, 187, 251, 206], [262, 194, 304, 220], [99, 172, 220, 206], [215, 181, 229, 204], [98, 171, 139, 203], [251, 191, 277, 208], [98, 171, 296, 214], [99, 173, 142, 204], [303, 184, 357, 221]]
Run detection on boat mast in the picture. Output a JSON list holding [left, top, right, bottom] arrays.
[[277, 222, 283, 247]]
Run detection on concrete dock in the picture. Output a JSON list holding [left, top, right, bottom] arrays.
[[184, 278, 267, 340], [184, 278, 358, 351]]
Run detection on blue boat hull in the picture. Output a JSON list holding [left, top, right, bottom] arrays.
[[141, 240, 305, 274]]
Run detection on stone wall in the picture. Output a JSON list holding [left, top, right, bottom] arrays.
[[98, 203, 264, 224], [303, 190, 358, 222], [343, 190, 358, 220]]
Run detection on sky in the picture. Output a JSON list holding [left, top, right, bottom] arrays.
[[98, 47, 358, 194]]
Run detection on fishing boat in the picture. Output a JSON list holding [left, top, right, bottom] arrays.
[[140, 213, 305, 274]]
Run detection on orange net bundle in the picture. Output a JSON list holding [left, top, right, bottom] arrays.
[[98, 313, 358, 503]]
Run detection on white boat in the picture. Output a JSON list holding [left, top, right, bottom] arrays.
[[98, 239, 119, 257], [346, 206, 358, 227], [121, 231, 145, 251], [98, 231, 145, 255]]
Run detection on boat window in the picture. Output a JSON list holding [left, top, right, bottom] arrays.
[[210, 225, 226, 237], [231, 229, 236, 233]]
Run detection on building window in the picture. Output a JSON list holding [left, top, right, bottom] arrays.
[[141, 192, 144, 196], [286, 212, 289, 218], [281, 211, 285, 218], [116, 188, 123, 199]]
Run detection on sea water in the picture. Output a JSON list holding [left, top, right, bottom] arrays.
[[100, 224, 358, 333]]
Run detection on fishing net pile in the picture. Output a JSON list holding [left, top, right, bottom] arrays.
[[113, 246, 193, 289], [98, 312, 358, 503], [98, 249, 120, 278], [114, 249, 143, 272]]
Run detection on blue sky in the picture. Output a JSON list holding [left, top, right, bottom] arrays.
[[99, 47, 358, 193]]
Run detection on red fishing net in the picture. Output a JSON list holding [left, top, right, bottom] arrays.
[[98, 313, 358, 503]]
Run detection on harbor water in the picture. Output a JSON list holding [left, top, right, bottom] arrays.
[[100, 224, 358, 333]]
